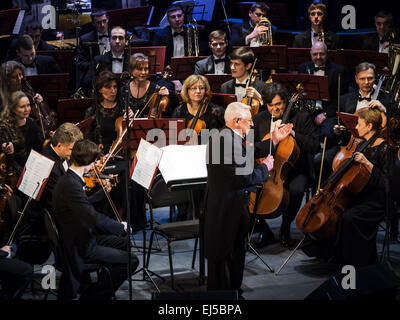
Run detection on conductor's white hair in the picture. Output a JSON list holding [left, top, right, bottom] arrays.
[[224, 102, 251, 123]]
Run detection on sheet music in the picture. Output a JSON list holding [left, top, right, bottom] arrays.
[[12, 9, 25, 35], [131, 139, 163, 190], [17, 149, 55, 200], [158, 144, 207, 184]]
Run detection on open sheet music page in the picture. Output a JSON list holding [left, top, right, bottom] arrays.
[[131, 139, 163, 190], [17, 149, 55, 200], [158, 144, 207, 184]]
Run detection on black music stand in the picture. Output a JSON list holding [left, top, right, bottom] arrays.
[[204, 74, 233, 93], [57, 97, 94, 126], [130, 46, 166, 74], [287, 48, 312, 72], [271, 73, 330, 102], [107, 6, 154, 29], [211, 93, 237, 109], [26, 73, 70, 110], [170, 56, 207, 81], [0, 8, 20, 37], [37, 50, 75, 74]]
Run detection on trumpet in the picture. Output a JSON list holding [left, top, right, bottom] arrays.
[[187, 20, 199, 56], [257, 17, 273, 46]]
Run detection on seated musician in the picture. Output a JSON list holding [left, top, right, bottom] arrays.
[[82, 26, 130, 93], [253, 83, 319, 248], [52, 139, 139, 300], [124, 53, 177, 117], [0, 91, 43, 177], [293, 3, 341, 50], [302, 108, 392, 268], [5, 20, 55, 62], [362, 11, 400, 53], [230, 2, 275, 47], [221, 47, 268, 111], [12, 35, 62, 76], [194, 30, 231, 75]]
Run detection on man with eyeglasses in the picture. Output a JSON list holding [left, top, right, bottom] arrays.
[[293, 3, 341, 49], [362, 11, 400, 53], [194, 30, 231, 75], [252, 83, 319, 249], [230, 2, 275, 47]]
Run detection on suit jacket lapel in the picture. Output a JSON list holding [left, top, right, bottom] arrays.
[[207, 56, 215, 74]]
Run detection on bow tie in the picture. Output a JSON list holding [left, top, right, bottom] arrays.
[[379, 39, 387, 44], [234, 82, 247, 88], [173, 31, 185, 37], [23, 62, 35, 68], [358, 95, 371, 102], [98, 34, 109, 39], [314, 66, 326, 72], [112, 57, 123, 62], [214, 58, 225, 64], [313, 32, 324, 38]]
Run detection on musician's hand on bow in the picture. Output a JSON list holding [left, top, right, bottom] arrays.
[[368, 100, 386, 113], [246, 87, 262, 101], [158, 86, 170, 96], [1, 245, 11, 258], [122, 108, 135, 120], [33, 93, 43, 104], [121, 221, 132, 233], [262, 154, 274, 172], [2, 142, 14, 155], [314, 112, 327, 125], [333, 124, 347, 135], [272, 123, 293, 146]]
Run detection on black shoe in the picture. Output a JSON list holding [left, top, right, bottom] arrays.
[[251, 230, 276, 249]]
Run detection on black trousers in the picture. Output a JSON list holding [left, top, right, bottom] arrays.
[[0, 257, 33, 300]]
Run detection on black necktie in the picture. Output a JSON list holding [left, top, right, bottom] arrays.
[[214, 58, 225, 64], [358, 95, 371, 102], [173, 31, 185, 37], [235, 83, 247, 88], [112, 57, 123, 62], [314, 66, 326, 72]]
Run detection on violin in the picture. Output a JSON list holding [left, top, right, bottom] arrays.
[[148, 66, 173, 119], [0, 151, 15, 235], [241, 58, 261, 117], [186, 91, 212, 140]]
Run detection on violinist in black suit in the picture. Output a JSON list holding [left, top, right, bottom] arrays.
[[253, 83, 319, 249], [53, 139, 139, 300], [221, 47, 269, 111], [194, 30, 231, 75], [293, 3, 341, 50]]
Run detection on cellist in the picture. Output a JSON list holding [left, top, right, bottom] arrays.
[[302, 108, 391, 268], [252, 83, 319, 249]]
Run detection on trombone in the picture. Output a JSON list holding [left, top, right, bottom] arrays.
[[187, 19, 199, 56]]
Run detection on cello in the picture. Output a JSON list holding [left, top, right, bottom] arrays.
[[249, 84, 305, 218]]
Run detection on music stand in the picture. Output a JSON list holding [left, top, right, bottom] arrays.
[[26, 73, 70, 110], [130, 46, 166, 74], [204, 74, 233, 93], [0, 8, 20, 37], [170, 56, 207, 81], [271, 73, 330, 102], [287, 48, 311, 72], [37, 50, 75, 74], [75, 115, 95, 136], [107, 6, 154, 29], [57, 97, 94, 126], [233, 45, 288, 73], [211, 93, 237, 109], [329, 49, 389, 75]]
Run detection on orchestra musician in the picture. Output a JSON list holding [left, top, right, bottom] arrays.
[[221, 47, 268, 109], [52, 139, 139, 299], [292, 3, 341, 50], [302, 108, 392, 268], [194, 30, 231, 75], [252, 83, 319, 248], [230, 2, 275, 47]]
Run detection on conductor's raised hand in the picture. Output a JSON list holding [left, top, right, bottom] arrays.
[[272, 123, 293, 145]]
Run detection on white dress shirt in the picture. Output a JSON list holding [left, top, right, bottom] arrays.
[[234, 77, 249, 102], [213, 55, 226, 74], [111, 53, 124, 74], [172, 31, 185, 57]]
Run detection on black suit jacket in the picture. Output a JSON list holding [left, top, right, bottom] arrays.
[[293, 29, 341, 49], [298, 60, 347, 117], [5, 38, 55, 61], [362, 34, 380, 51], [204, 127, 269, 261], [194, 55, 231, 75], [76, 30, 102, 73], [14, 55, 62, 74], [230, 20, 276, 47], [340, 90, 395, 115], [53, 169, 124, 298]]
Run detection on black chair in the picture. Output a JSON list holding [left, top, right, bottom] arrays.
[[145, 174, 199, 290], [43, 208, 115, 300]]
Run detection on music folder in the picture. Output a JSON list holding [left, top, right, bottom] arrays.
[[338, 112, 359, 138], [16, 149, 55, 201]]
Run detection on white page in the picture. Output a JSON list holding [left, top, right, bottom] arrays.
[[17, 149, 55, 200], [158, 144, 207, 184], [131, 139, 163, 190]]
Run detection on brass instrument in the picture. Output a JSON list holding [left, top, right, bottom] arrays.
[[187, 20, 199, 56], [257, 17, 273, 46], [317, 31, 325, 43], [72, 87, 86, 99], [385, 44, 400, 102], [46, 38, 77, 50]]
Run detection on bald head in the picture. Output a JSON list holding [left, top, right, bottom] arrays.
[[310, 41, 327, 67]]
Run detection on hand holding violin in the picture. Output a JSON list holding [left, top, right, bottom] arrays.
[[33, 93, 43, 104], [158, 86, 170, 96], [1, 142, 14, 155], [245, 87, 262, 101]]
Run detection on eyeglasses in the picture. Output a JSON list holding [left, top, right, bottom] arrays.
[[210, 42, 226, 47], [189, 87, 206, 91]]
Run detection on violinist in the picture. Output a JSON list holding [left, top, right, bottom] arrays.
[[221, 47, 268, 110], [302, 108, 392, 268], [124, 53, 176, 117], [252, 83, 319, 248]]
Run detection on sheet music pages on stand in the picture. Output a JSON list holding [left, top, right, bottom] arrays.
[[130, 139, 164, 190], [16, 149, 55, 200], [158, 144, 207, 184], [338, 112, 360, 138]]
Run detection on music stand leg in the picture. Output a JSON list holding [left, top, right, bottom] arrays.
[[247, 241, 274, 273], [275, 235, 306, 276]]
